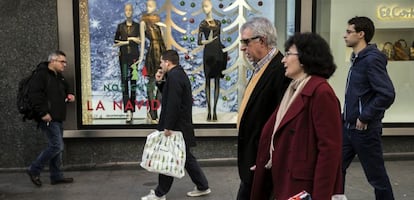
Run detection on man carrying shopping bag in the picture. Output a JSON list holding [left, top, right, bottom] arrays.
[[141, 50, 211, 200]]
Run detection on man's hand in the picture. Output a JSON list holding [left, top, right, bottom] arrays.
[[66, 94, 75, 103], [250, 165, 256, 171], [356, 118, 368, 130], [164, 129, 172, 136], [155, 69, 164, 82], [42, 113, 52, 123]]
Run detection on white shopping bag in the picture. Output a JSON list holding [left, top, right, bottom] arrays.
[[140, 130, 186, 178]]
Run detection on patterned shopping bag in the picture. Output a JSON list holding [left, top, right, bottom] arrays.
[[140, 131, 186, 178]]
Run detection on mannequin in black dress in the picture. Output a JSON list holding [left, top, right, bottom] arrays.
[[114, 3, 140, 123], [197, 0, 227, 121]]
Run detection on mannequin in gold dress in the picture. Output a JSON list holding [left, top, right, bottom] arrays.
[[138, 0, 166, 124]]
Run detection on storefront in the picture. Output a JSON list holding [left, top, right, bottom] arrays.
[[58, 0, 413, 137], [315, 0, 414, 126], [59, 0, 295, 137]]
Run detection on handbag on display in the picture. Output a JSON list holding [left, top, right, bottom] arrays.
[[393, 39, 410, 61], [381, 42, 394, 60], [410, 41, 414, 60], [140, 130, 186, 178]]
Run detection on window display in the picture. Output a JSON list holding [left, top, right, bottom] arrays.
[[74, 0, 277, 127], [316, 0, 414, 123]]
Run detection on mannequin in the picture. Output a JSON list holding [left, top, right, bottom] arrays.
[[138, 0, 167, 124], [197, 0, 227, 121], [114, 3, 140, 123]]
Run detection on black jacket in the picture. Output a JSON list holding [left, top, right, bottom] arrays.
[[28, 62, 72, 122], [114, 21, 140, 59], [157, 65, 196, 147], [237, 52, 291, 183]]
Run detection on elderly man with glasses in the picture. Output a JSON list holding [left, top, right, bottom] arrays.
[[236, 17, 291, 200]]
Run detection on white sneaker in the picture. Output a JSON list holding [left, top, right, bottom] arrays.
[[141, 190, 166, 200], [186, 187, 211, 197]]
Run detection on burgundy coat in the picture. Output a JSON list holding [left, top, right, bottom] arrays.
[[250, 76, 343, 200]]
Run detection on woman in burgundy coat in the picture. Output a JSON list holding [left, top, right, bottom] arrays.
[[250, 32, 344, 200]]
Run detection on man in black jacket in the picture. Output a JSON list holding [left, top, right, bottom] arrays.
[[237, 17, 291, 200], [141, 50, 210, 200], [26, 50, 75, 187]]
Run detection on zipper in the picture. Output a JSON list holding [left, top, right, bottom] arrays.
[[344, 54, 357, 123]]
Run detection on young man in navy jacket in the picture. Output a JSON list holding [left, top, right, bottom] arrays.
[[342, 16, 395, 200]]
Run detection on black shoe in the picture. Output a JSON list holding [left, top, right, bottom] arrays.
[[26, 170, 42, 187], [207, 113, 212, 121], [51, 177, 74, 185], [212, 113, 217, 121]]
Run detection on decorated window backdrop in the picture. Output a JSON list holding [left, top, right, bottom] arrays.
[[75, 0, 278, 126]]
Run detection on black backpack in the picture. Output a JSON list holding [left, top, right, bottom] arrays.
[[17, 66, 42, 121]]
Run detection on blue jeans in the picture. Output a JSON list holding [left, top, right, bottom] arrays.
[[342, 126, 394, 200], [29, 121, 64, 181]]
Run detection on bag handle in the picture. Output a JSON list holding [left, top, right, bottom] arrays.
[[396, 39, 408, 48], [383, 42, 393, 50]]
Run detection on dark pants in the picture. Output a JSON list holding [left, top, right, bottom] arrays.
[[342, 126, 394, 200], [155, 147, 209, 197], [237, 180, 251, 200], [119, 56, 137, 112]]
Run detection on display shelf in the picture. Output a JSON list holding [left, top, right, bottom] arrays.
[[374, 28, 414, 61]]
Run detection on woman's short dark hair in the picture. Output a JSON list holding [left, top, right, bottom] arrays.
[[161, 49, 179, 65], [284, 32, 336, 79]]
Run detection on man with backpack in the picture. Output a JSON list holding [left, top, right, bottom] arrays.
[[26, 50, 75, 187]]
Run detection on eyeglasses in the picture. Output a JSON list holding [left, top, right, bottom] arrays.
[[240, 36, 261, 46], [284, 51, 299, 57], [54, 60, 67, 64], [345, 30, 357, 34]]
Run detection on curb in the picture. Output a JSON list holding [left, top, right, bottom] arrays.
[[1, 152, 413, 172]]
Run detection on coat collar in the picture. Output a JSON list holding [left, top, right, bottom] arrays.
[[276, 76, 327, 132]]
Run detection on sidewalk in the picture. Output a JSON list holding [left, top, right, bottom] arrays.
[[1, 160, 413, 200]]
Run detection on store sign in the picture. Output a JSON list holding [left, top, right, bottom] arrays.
[[377, 5, 414, 20]]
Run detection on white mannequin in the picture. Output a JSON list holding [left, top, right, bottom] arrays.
[[114, 4, 140, 48], [138, 0, 167, 123], [138, 0, 166, 63], [200, 0, 217, 45], [197, 0, 227, 121]]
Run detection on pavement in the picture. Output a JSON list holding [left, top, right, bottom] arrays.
[[0, 160, 413, 200]]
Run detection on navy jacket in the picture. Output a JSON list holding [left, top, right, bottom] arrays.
[[344, 44, 395, 128], [157, 65, 196, 147]]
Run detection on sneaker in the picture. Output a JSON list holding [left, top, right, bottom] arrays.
[[186, 187, 211, 197], [141, 190, 166, 200]]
